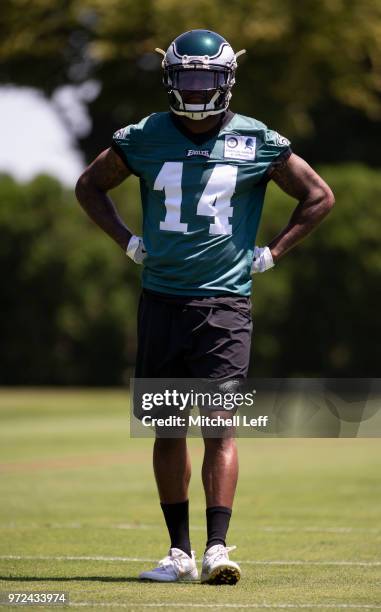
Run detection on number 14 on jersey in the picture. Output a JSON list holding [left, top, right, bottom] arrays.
[[154, 162, 238, 235]]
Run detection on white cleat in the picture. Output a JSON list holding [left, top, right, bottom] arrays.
[[201, 544, 241, 585], [139, 548, 198, 582]]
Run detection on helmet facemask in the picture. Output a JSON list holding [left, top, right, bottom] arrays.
[[164, 64, 235, 120]]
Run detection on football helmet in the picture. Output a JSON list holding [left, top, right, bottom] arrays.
[[155, 29, 245, 120]]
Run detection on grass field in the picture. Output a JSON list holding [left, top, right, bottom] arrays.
[[0, 389, 380, 611]]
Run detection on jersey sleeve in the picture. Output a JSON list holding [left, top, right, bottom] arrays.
[[111, 125, 139, 176], [257, 127, 292, 182]]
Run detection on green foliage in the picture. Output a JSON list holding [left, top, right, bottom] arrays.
[[0, 173, 142, 384], [2, 0, 381, 162], [254, 164, 381, 376], [0, 166, 380, 383]]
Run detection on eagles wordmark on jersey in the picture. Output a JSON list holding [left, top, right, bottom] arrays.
[[113, 111, 291, 297]]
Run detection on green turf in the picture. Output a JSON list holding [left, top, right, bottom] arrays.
[[0, 389, 380, 611]]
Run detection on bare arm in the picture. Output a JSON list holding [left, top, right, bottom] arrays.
[[75, 147, 133, 251], [267, 153, 335, 262]]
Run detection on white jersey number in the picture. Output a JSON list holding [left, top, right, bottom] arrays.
[[154, 162, 237, 235]]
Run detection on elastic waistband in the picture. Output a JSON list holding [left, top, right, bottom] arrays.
[[142, 288, 252, 311]]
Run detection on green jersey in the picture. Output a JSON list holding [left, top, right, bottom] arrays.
[[112, 111, 291, 296]]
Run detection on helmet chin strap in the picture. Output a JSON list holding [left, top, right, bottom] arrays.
[[170, 90, 231, 120], [170, 106, 227, 120]]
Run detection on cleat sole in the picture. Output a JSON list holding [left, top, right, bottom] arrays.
[[201, 565, 241, 585]]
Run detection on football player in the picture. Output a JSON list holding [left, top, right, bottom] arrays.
[[75, 29, 334, 585]]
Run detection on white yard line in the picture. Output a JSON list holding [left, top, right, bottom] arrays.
[[0, 555, 380, 566], [70, 603, 381, 609]]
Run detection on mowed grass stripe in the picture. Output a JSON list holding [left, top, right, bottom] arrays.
[[0, 453, 132, 472], [0, 523, 380, 534], [1, 555, 380, 566]]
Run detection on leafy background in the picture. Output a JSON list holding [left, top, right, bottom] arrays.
[[1, 0, 380, 383]]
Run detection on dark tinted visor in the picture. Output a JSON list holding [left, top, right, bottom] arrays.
[[171, 68, 228, 91]]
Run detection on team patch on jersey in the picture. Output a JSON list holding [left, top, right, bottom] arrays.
[[186, 149, 211, 157], [273, 131, 290, 147], [113, 127, 127, 139], [224, 135, 256, 160]]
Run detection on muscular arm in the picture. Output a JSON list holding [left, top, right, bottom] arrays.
[[267, 153, 335, 262], [75, 147, 133, 251]]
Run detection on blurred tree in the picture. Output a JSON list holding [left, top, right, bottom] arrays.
[[254, 163, 381, 377], [0, 172, 142, 384], [0, 165, 380, 384], [1, 0, 381, 163]]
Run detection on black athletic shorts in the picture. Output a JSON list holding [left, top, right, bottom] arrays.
[[135, 288, 253, 380]]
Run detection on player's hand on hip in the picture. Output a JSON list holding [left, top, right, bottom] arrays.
[[251, 246, 275, 274], [126, 235, 147, 264]]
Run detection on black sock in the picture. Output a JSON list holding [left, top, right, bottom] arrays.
[[205, 506, 232, 551], [160, 500, 191, 557]]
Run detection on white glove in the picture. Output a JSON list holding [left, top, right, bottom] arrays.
[[126, 235, 147, 264], [251, 246, 275, 274]]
